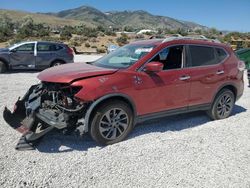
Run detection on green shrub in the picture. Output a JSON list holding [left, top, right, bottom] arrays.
[[97, 47, 106, 54], [116, 34, 128, 45], [85, 42, 90, 48]]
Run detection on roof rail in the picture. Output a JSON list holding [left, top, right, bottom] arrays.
[[162, 35, 221, 43]]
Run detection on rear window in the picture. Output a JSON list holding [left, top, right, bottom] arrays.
[[189, 45, 217, 67], [215, 48, 227, 62]]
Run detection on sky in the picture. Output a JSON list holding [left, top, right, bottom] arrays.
[[0, 0, 250, 32]]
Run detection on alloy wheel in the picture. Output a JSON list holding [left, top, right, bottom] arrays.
[[99, 108, 129, 140], [216, 93, 234, 118]]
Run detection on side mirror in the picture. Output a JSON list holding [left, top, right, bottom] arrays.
[[10, 48, 17, 53], [144, 62, 163, 73]]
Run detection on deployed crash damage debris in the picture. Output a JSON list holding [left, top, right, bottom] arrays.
[[3, 83, 88, 150]]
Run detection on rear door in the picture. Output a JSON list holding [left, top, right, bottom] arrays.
[[187, 45, 228, 106], [9, 43, 36, 69], [36, 42, 58, 69]]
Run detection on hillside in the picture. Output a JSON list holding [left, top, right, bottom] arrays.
[[0, 6, 207, 30], [106, 10, 205, 30], [47, 6, 114, 27], [47, 6, 207, 30], [0, 9, 80, 27]]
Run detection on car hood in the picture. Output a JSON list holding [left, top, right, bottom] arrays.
[[38, 63, 118, 83]]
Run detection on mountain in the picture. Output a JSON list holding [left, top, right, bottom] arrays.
[[0, 6, 207, 30], [47, 6, 207, 30], [47, 6, 114, 27], [0, 9, 80, 27], [106, 10, 206, 30]]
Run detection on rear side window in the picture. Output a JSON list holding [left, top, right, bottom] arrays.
[[215, 48, 227, 62], [189, 45, 217, 67], [37, 43, 63, 51], [55, 45, 63, 51]]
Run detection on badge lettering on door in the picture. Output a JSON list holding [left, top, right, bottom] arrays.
[[133, 75, 143, 85]]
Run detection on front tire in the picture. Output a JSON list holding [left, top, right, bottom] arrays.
[[0, 61, 7, 73], [90, 100, 134, 145], [207, 89, 235, 120]]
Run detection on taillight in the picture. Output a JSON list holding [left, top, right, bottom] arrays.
[[67, 47, 74, 55], [238, 61, 245, 71]]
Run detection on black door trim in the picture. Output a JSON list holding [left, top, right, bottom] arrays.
[[136, 103, 211, 123]]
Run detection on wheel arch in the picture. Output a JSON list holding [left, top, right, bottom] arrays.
[[213, 83, 238, 103], [50, 59, 66, 67], [0, 57, 9, 70], [84, 93, 137, 133]]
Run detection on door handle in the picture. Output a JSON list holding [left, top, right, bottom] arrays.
[[179, 75, 191, 81], [216, 70, 224, 75]]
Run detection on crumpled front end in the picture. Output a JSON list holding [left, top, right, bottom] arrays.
[[3, 82, 88, 150]]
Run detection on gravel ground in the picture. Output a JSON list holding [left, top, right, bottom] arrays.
[[0, 70, 250, 188]]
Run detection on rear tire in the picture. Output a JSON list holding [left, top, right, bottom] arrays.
[[90, 100, 134, 145], [207, 89, 235, 120], [0, 61, 7, 73], [51, 61, 63, 67]]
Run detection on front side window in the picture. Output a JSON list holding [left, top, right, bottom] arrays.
[[15, 43, 34, 52], [93, 44, 155, 68], [189, 45, 216, 67], [150, 45, 184, 70]]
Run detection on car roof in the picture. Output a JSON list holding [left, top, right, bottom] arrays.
[[130, 39, 164, 46], [8, 41, 66, 50], [13, 41, 65, 45], [131, 37, 229, 49]]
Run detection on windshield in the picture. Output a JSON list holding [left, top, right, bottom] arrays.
[[7, 42, 24, 49], [93, 43, 155, 68]]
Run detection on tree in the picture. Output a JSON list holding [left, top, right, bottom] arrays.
[[123, 26, 134, 32], [17, 16, 35, 38], [60, 26, 73, 40], [116, 33, 128, 46], [33, 23, 50, 37], [0, 14, 14, 42]]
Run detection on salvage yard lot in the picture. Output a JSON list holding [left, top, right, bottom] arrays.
[[0, 70, 249, 187]]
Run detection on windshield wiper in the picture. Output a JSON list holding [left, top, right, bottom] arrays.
[[86, 61, 95, 64]]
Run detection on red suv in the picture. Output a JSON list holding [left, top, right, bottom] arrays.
[[4, 37, 245, 149]]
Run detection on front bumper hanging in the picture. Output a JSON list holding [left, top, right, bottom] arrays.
[[3, 85, 54, 150]]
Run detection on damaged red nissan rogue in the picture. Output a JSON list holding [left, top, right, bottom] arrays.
[[3, 36, 245, 150]]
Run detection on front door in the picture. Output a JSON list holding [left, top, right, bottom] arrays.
[[10, 43, 36, 69], [133, 45, 191, 115]]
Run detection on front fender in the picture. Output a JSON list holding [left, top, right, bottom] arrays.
[[83, 93, 137, 133]]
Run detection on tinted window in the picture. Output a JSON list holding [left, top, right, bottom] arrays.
[[55, 45, 63, 51], [189, 46, 216, 66], [37, 43, 62, 51], [15, 43, 34, 52], [216, 48, 227, 62]]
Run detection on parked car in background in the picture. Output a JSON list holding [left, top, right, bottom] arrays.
[[236, 48, 250, 86], [4, 37, 245, 149], [0, 41, 74, 73]]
